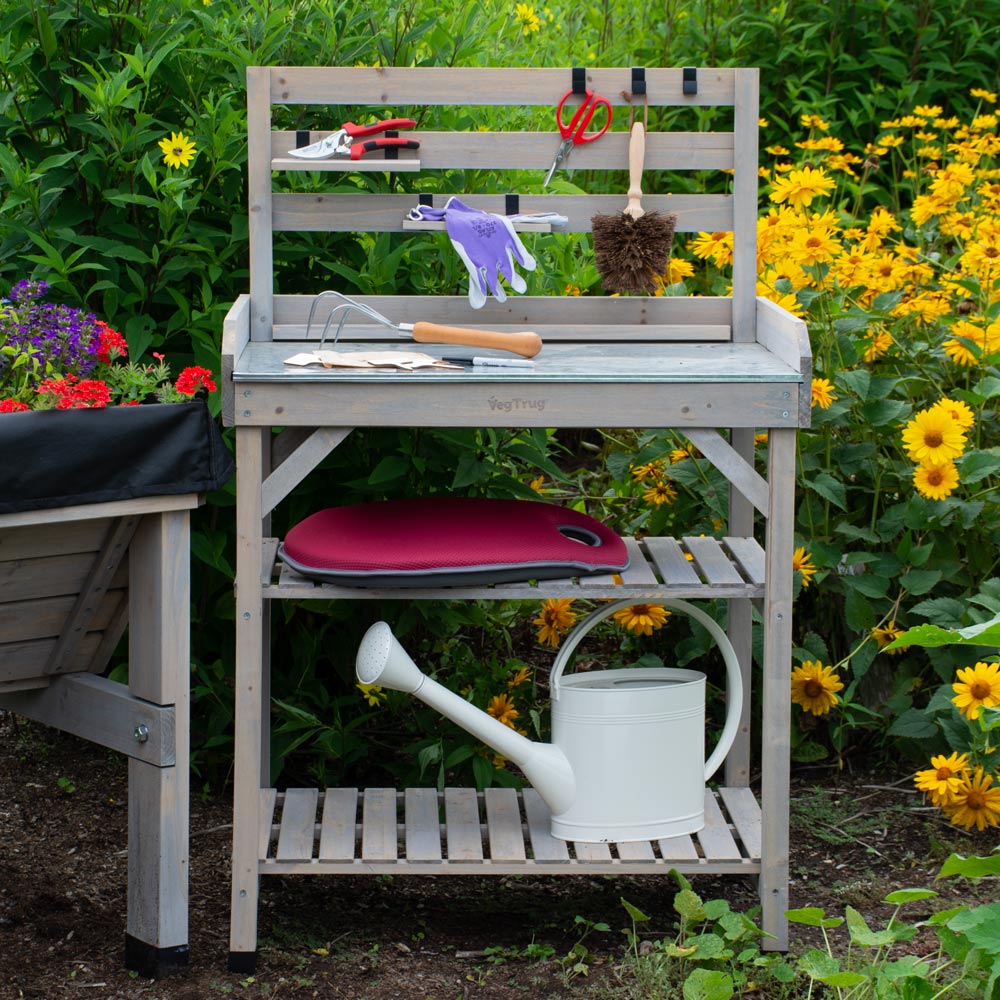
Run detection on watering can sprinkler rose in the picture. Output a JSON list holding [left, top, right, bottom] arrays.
[[357, 598, 743, 843]]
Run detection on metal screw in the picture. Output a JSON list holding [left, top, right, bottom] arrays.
[[244, 390, 253, 397], [242, 612, 251, 620], [782, 411, 789, 418], [243, 410, 251, 417], [134, 724, 149, 744]]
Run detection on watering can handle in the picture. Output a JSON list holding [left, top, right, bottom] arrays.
[[549, 597, 743, 782]]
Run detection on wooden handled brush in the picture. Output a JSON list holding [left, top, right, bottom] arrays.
[[591, 121, 677, 295]]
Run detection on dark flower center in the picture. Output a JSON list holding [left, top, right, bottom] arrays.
[[803, 679, 824, 698], [924, 431, 943, 448]]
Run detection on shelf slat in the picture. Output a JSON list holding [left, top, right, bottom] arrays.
[[259, 786, 760, 875], [264, 534, 766, 602]]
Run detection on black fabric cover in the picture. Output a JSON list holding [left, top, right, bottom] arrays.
[[0, 401, 234, 514]]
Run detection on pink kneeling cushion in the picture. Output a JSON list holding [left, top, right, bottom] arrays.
[[278, 497, 629, 587]]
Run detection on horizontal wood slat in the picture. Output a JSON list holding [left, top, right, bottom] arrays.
[[0, 589, 123, 645], [266, 534, 766, 602], [272, 192, 732, 234], [0, 633, 103, 684], [271, 130, 735, 172], [258, 787, 759, 875], [272, 294, 735, 327], [263, 66, 740, 107], [0, 519, 108, 562]]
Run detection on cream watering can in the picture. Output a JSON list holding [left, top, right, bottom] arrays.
[[355, 598, 742, 843]]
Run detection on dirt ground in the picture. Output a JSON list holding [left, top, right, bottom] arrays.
[[1, 712, 997, 1000]]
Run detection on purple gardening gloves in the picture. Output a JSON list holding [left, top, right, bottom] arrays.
[[409, 197, 537, 309]]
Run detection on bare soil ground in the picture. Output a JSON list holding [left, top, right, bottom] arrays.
[[1, 713, 997, 1000]]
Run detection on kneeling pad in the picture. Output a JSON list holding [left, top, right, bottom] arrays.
[[278, 497, 629, 587]]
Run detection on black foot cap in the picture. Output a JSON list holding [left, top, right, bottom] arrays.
[[124, 935, 190, 978], [228, 951, 258, 974]]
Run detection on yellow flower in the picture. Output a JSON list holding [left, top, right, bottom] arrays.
[[943, 320, 986, 366], [690, 231, 734, 266], [769, 166, 836, 210], [933, 398, 975, 429], [799, 114, 830, 131], [902, 408, 966, 466], [943, 768, 1000, 832], [514, 2, 540, 34], [487, 693, 520, 729], [913, 460, 959, 500], [792, 546, 817, 588], [533, 598, 577, 648], [158, 131, 197, 169], [914, 752, 971, 807], [970, 87, 998, 104], [643, 480, 678, 506], [663, 257, 695, 283], [811, 377, 837, 409], [863, 328, 893, 362], [631, 460, 666, 482], [507, 666, 531, 689], [952, 661, 1000, 720], [786, 226, 841, 267], [612, 603, 670, 636], [529, 475, 545, 493], [357, 682, 385, 707], [872, 620, 908, 654], [790, 661, 844, 716]]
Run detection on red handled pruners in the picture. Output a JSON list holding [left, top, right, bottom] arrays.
[[289, 118, 419, 160], [543, 89, 611, 186]]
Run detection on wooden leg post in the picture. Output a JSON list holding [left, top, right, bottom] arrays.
[[760, 428, 795, 949], [229, 427, 266, 972], [124, 510, 191, 976]]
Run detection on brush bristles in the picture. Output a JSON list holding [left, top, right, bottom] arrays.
[[591, 211, 677, 294]]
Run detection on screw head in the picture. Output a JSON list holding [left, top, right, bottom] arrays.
[[133, 724, 150, 743]]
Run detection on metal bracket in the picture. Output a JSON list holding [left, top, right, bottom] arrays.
[[683, 67, 698, 96]]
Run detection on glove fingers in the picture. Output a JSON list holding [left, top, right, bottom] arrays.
[[504, 248, 528, 294], [450, 237, 488, 309], [496, 215, 536, 271]]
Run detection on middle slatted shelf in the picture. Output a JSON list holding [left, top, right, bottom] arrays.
[[258, 787, 762, 876], [262, 533, 766, 601]]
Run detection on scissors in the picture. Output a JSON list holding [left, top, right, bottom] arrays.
[[543, 88, 612, 187], [289, 118, 418, 160]]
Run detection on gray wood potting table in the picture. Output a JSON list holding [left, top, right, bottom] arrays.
[[0, 495, 194, 977], [223, 65, 810, 972]]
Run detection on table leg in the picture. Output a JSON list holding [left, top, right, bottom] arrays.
[[229, 427, 265, 972], [124, 510, 191, 976]]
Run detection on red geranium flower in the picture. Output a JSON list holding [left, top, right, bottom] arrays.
[[174, 366, 217, 396], [95, 321, 129, 364], [0, 399, 30, 412], [37, 375, 112, 409]]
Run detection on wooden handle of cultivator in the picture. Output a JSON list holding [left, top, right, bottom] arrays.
[[624, 121, 646, 221], [410, 323, 542, 358]]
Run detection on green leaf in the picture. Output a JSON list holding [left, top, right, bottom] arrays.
[[890, 612, 1000, 650], [887, 708, 938, 739], [786, 908, 843, 928], [797, 949, 841, 977], [840, 368, 871, 399], [821, 971, 869, 987], [883, 888, 939, 904], [845, 587, 876, 631], [807, 472, 848, 510], [682, 968, 734, 1000], [947, 903, 1000, 953], [366, 455, 409, 486], [959, 450, 1000, 485], [900, 569, 943, 596], [844, 573, 889, 599], [861, 398, 908, 426], [938, 854, 1000, 880], [620, 898, 650, 924], [674, 888, 708, 925]]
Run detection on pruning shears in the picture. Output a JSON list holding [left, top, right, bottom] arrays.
[[289, 118, 419, 160]]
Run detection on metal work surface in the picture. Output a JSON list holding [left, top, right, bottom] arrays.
[[233, 340, 801, 384]]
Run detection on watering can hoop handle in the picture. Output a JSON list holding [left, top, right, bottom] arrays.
[[549, 598, 743, 782]]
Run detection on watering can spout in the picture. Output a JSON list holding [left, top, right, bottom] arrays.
[[355, 622, 576, 816]]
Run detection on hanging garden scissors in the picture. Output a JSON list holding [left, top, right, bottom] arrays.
[[543, 88, 612, 187]]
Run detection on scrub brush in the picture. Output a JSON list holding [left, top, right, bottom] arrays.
[[591, 121, 676, 294]]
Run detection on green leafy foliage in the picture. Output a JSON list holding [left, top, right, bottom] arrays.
[[2, 0, 1000, 788]]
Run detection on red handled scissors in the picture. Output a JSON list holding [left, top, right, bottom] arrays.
[[543, 89, 612, 187]]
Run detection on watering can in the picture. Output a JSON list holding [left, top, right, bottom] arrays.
[[355, 598, 743, 843]]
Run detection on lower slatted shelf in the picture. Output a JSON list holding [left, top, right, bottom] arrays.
[[258, 786, 761, 876]]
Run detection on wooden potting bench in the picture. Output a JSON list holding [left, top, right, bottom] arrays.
[[223, 65, 811, 972], [0, 495, 194, 976]]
